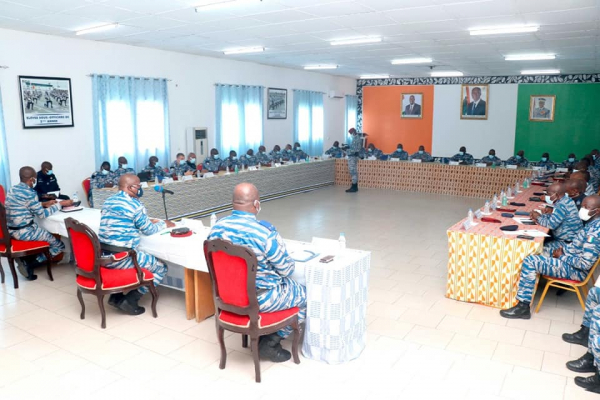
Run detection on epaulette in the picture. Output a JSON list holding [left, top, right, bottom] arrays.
[[258, 220, 276, 232]]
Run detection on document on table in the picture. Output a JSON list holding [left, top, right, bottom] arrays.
[[513, 217, 535, 224], [502, 230, 550, 237], [290, 249, 320, 263]]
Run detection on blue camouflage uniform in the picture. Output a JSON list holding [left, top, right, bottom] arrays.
[[388, 149, 408, 160], [366, 148, 384, 159], [269, 150, 283, 163], [142, 165, 165, 181], [410, 151, 433, 162], [348, 134, 362, 184], [481, 155, 502, 166], [241, 154, 259, 167], [536, 159, 555, 169], [450, 152, 474, 164], [256, 152, 272, 165], [506, 156, 529, 168], [580, 287, 600, 368], [325, 146, 345, 158], [537, 196, 583, 255], [281, 149, 294, 161], [583, 287, 600, 329], [208, 210, 306, 338], [225, 156, 242, 170], [562, 158, 579, 169], [112, 167, 136, 185], [202, 156, 225, 173], [5, 182, 65, 259], [293, 148, 308, 161], [89, 170, 114, 208], [170, 160, 193, 176], [589, 168, 600, 194], [98, 191, 167, 294], [516, 218, 600, 304]]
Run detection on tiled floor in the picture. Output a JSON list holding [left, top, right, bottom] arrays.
[[0, 186, 594, 399]]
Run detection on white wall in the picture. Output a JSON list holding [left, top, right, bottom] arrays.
[[0, 28, 355, 197], [432, 84, 518, 160]]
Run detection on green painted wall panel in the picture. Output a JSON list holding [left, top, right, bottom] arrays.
[[515, 83, 600, 162]]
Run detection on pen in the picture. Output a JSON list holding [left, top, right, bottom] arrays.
[[161, 230, 171, 235]]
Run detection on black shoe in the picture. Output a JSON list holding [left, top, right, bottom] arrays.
[[575, 371, 600, 390], [563, 325, 589, 347], [567, 352, 596, 373], [108, 293, 125, 308], [259, 334, 291, 363], [117, 291, 145, 315], [345, 183, 358, 193], [16, 259, 38, 281], [556, 288, 567, 296], [499, 302, 531, 319]]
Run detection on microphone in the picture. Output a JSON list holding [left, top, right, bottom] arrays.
[[154, 185, 174, 195]]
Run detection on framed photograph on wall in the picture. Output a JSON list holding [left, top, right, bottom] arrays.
[[401, 93, 423, 119], [19, 76, 74, 129], [460, 84, 489, 120], [529, 95, 556, 122], [267, 88, 287, 119]]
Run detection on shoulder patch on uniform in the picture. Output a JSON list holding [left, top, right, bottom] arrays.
[[258, 220, 276, 231], [588, 236, 595, 243]]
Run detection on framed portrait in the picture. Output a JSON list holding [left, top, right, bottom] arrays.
[[19, 76, 74, 129], [460, 84, 489, 120], [267, 88, 287, 119], [401, 93, 423, 119], [529, 95, 556, 122]]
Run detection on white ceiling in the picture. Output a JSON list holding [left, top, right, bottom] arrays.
[[0, 0, 599, 78]]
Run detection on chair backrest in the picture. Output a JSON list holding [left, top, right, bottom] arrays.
[[0, 203, 12, 253], [0, 184, 5, 205], [81, 178, 91, 198], [582, 257, 600, 286], [65, 217, 101, 282], [204, 239, 259, 316]]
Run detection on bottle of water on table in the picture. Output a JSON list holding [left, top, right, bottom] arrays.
[[468, 209, 474, 224], [338, 233, 346, 250], [210, 213, 217, 228]]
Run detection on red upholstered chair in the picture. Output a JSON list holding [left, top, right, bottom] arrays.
[[65, 217, 159, 329], [0, 184, 5, 205], [81, 178, 91, 206], [0, 203, 52, 289], [204, 239, 300, 383]]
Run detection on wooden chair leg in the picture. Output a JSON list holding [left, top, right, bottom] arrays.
[[0, 259, 5, 284], [291, 317, 301, 364], [251, 336, 261, 383], [535, 282, 552, 313], [44, 249, 53, 281], [97, 294, 106, 329], [7, 258, 18, 289], [148, 284, 159, 318], [217, 326, 227, 369], [575, 288, 586, 312], [77, 289, 85, 320], [242, 334, 248, 348]]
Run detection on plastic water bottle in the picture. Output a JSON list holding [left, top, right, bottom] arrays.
[[484, 200, 490, 214], [338, 233, 346, 250], [468, 209, 474, 224], [501, 191, 508, 206], [491, 196, 497, 211], [210, 213, 217, 228], [523, 178, 529, 189], [515, 182, 520, 193], [306, 156, 310, 163], [72, 192, 79, 203], [507, 187, 513, 198], [234, 165, 239, 174]]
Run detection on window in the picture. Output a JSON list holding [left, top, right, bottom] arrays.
[[0, 86, 10, 189], [293, 90, 324, 156], [345, 95, 358, 138]]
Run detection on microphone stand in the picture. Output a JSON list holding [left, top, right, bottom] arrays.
[[161, 191, 169, 220]]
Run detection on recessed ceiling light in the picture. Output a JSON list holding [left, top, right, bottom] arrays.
[[431, 71, 463, 77], [304, 65, 338, 70], [195, 0, 246, 11], [330, 37, 382, 46], [360, 74, 390, 79], [521, 69, 560, 75], [469, 25, 539, 36], [391, 58, 432, 65], [223, 46, 265, 55], [505, 54, 556, 61], [76, 23, 118, 35]]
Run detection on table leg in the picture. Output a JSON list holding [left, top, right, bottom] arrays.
[[193, 270, 215, 322], [184, 268, 196, 320]]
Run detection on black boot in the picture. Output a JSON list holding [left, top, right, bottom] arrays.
[[567, 352, 596, 373], [108, 293, 125, 308], [16, 258, 37, 281], [575, 370, 600, 390], [499, 301, 531, 319], [345, 183, 358, 193], [258, 333, 291, 363], [563, 325, 589, 347], [117, 290, 145, 315]]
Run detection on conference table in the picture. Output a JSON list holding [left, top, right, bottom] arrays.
[[37, 209, 371, 364], [446, 184, 550, 309]]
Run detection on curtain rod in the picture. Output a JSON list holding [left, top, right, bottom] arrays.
[[87, 74, 171, 81], [214, 83, 263, 88]]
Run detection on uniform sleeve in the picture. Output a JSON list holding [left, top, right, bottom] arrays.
[[563, 232, 600, 272], [450, 154, 459, 161], [265, 231, 295, 277], [425, 153, 433, 161], [466, 155, 474, 163], [537, 204, 566, 230], [133, 206, 164, 236], [29, 194, 60, 219]]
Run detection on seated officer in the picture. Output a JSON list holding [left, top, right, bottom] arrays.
[[113, 156, 136, 184], [225, 150, 242, 171], [282, 144, 294, 161], [292, 142, 308, 161], [573, 165, 596, 196], [500, 195, 600, 319], [537, 152, 555, 169], [202, 148, 225, 173], [208, 183, 306, 363], [269, 145, 283, 162], [563, 153, 579, 169], [35, 162, 69, 201], [581, 157, 600, 194], [530, 182, 582, 255], [449, 146, 474, 164], [481, 149, 502, 166], [170, 153, 194, 177], [325, 141, 345, 158], [142, 156, 165, 181], [506, 150, 529, 167], [99, 174, 175, 315], [5, 166, 73, 280], [256, 146, 272, 166], [241, 149, 258, 167], [90, 161, 114, 207], [567, 179, 588, 210], [388, 143, 408, 160], [186, 153, 197, 170], [366, 143, 383, 159], [410, 145, 433, 162]]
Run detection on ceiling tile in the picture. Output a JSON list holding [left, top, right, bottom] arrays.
[[297, 2, 373, 18], [119, 15, 191, 29], [0, 2, 53, 20], [252, 9, 318, 23], [442, 0, 519, 20], [330, 12, 396, 28], [28, 13, 109, 30], [3, 0, 88, 13], [387, 6, 457, 24], [356, 0, 439, 12], [102, 0, 189, 14], [523, 8, 599, 26], [61, 4, 143, 21], [516, 0, 597, 14]]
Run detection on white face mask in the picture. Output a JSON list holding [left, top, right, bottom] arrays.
[[254, 200, 261, 215], [579, 207, 595, 221], [545, 195, 554, 205], [121, 163, 128, 169]]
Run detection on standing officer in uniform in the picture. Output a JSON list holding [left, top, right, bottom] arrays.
[[113, 156, 136, 184], [5, 166, 73, 279], [90, 161, 114, 207], [346, 128, 362, 193], [500, 195, 600, 319], [99, 174, 174, 315], [208, 183, 306, 362], [202, 148, 225, 173]]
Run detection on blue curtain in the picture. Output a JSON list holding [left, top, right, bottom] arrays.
[[0, 86, 10, 190], [92, 74, 170, 173], [293, 90, 324, 156], [345, 95, 358, 139], [215, 84, 264, 156]]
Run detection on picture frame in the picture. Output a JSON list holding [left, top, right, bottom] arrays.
[[401, 93, 423, 119], [19, 75, 74, 129], [529, 95, 556, 122], [460, 84, 489, 120], [267, 87, 287, 119]]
